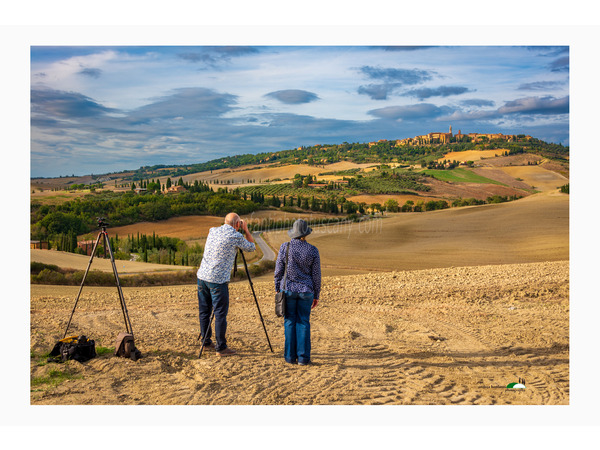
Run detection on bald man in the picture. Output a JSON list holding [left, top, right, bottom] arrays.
[[197, 213, 256, 356]]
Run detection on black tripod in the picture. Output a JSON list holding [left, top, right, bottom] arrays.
[[198, 249, 273, 358], [63, 218, 134, 339]]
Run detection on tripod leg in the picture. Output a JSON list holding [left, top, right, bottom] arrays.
[[63, 231, 103, 339], [198, 310, 215, 358], [104, 231, 134, 336], [240, 250, 274, 352]]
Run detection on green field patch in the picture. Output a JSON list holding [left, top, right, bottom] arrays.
[[423, 168, 506, 185]]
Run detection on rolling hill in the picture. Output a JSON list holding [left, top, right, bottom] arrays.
[[262, 191, 568, 276]]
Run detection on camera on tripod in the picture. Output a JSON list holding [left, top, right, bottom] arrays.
[[97, 217, 109, 228]]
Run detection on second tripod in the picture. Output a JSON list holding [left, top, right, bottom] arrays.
[[63, 218, 134, 340]]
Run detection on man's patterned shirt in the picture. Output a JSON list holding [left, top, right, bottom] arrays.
[[197, 224, 255, 284]]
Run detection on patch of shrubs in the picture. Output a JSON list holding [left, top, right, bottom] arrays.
[[31, 263, 117, 286], [121, 270, 198, 287], [486, 194, 522, 204], [452, 198, 486, 207], [31, 260, 276, 287]]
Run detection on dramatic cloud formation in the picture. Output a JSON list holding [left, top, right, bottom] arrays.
[[178, 46, 259, 67], [461, 99, 496, 107], [443, 96, 569, 122], [31, 89, 117, 118], [131, 88, 238, 120], [359, 66, 434, 84], [402, 86, 472, 99], [518, 81, 565, 91], [497, 96, 569, 115], [30, 46, 570, 177], [357, 66, 436, 100], [78, 68, 102, 78], [549, 56, 569, 72], [357, 83, 402, 100], [368, 103, 452, 121], [265, 90, 319, 104]]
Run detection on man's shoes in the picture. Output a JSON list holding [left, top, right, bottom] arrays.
[[298, 361, 311, 366], [216, 347, 237, 357], [202, 342, 215, 351]]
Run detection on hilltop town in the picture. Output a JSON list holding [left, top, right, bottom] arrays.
[[386, 126, 531, 146]]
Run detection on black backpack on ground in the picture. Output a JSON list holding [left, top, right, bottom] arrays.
[[48, 335, 96, 363]]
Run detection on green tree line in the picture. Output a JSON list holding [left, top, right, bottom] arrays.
[[31, 189, 259, 241]]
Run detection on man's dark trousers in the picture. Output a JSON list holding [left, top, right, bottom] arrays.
[[197, 279, 230, 351]]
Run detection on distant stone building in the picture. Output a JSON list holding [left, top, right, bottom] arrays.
[[77, 240, 96, 256], [30, 240, 49, 250], [368, 139, 388, 148], [164, 185, 186, 193]]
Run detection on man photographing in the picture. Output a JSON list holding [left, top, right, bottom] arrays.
[[197, 212, 256, 356]]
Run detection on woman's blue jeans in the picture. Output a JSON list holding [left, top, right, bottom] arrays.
[[197, 279, 229, 352], [283, 291, 314, 364]]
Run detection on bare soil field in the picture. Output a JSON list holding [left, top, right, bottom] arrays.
[[263, 191, 568, 276], [423, 176, 532, 200], [499, 166, 568, 192], [541, 160, 569, 178], [471, 167, 535, 191], [479, 153, 543, 167], [30, 249, 195, 274], [30, 259, 569, 405]]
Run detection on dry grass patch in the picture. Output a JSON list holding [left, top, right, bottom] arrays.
[[31, 249, 194, 274], [105, 215, 224, 241], [437, 149, 508, 162], [177, 162, 374, 185]]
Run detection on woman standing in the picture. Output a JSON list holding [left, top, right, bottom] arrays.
[[274, 219, 321, 366]]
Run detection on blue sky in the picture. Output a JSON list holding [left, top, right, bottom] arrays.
[[30, 45, 569, 178]]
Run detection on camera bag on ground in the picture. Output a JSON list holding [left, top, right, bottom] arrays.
[[114, 332, 142, 361], [48, 335, 96, 363]]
